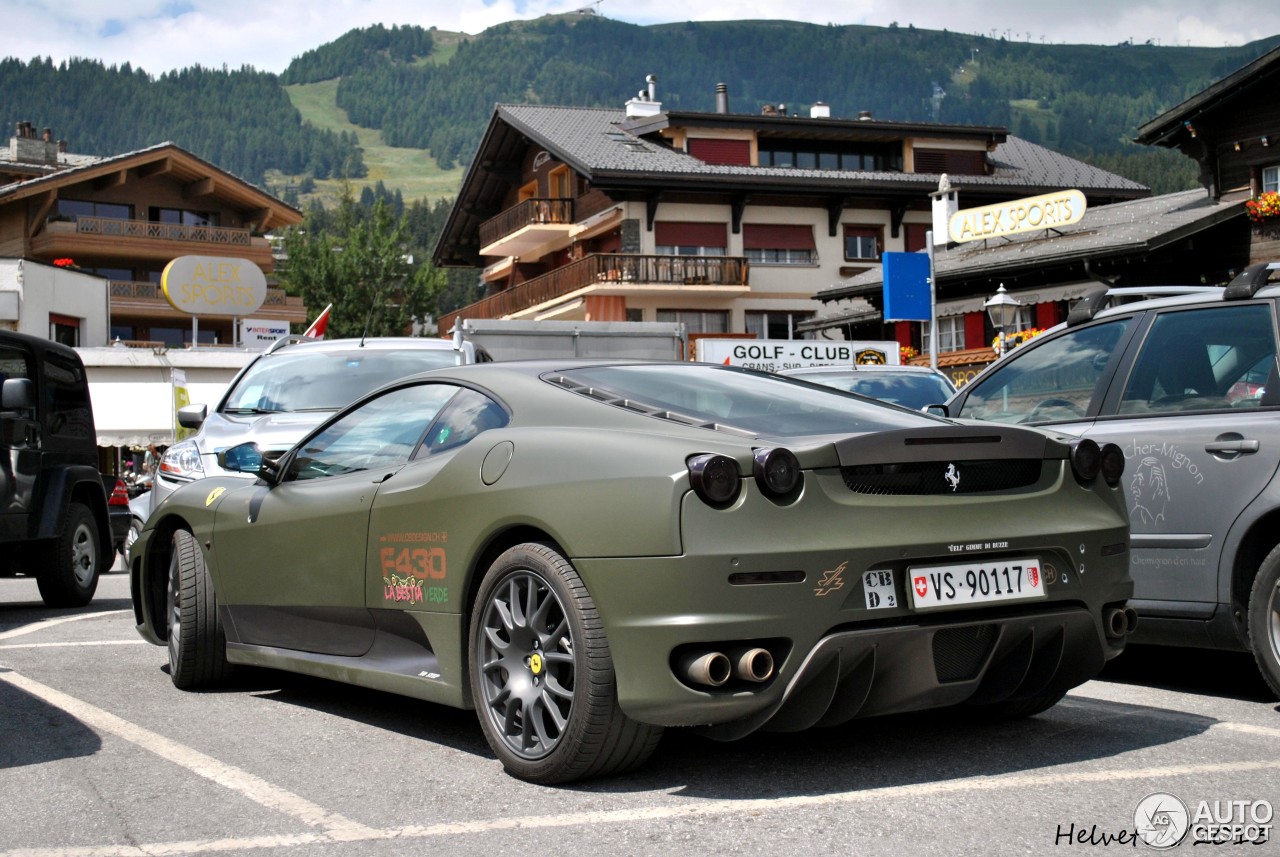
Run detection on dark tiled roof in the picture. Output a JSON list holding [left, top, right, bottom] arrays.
[[816, 189, 1243, 301], [1137, 43, 1280, 144], [496, 103, 1148, 194]]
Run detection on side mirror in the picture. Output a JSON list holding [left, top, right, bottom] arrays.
[[219, 442, 264, 474], [1, 377, 36, 412], [177, 403, 208, 430], [923, 404, 950, 418]]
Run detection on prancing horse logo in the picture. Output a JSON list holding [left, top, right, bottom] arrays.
[[944, 463, 961, 492]]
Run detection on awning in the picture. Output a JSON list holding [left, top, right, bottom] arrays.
[[77, 346, 255, 447]]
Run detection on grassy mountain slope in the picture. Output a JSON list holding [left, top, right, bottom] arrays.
[[281, 79, 463, 206]]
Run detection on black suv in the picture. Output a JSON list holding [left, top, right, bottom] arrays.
[[1, 329, 111, 606], [944, 262, 1280, 697]]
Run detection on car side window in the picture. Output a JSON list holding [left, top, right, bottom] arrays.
[[419, 388, 509, 457], [1118, 304, 1278, 414], [958, 319, 1131, 424], [287, 384, 459, 482]]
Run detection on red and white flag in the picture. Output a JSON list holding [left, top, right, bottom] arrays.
[[304, 304, 332, 339]]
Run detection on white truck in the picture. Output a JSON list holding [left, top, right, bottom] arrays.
[[451, 319, 687, 361]]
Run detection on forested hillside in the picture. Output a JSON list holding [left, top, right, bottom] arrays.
[[0, 58, 364, 184], [3, 15, 1278, 198]]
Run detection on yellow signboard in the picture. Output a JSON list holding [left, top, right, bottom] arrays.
[[948, 189, 1087, 244], [161, 255, 267, 316]]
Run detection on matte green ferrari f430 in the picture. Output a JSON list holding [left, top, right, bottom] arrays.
[[130, 360, 1133, 784]]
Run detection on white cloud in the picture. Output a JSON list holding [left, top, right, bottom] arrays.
[[1, 0, 1276, 75]]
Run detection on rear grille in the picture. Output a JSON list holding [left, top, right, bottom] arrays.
[[841, 459, 1042, 495], [933, 624, 998, 682]]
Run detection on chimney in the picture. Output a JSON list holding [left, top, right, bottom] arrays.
[[10, 121, 61, 164], [625, 73, 663, 118], [810, 101, 830, 119], [858, 110, 874, 121], [715, 83, 729, 114]]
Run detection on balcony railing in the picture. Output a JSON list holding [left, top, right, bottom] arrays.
[[61, 216, 253, 246], [437, 253, 748, 333], [478, 198, 574, 248], [109, 280, 290, 305]]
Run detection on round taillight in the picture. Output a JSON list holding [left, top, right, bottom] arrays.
[[688, 454, 741, 507], [753, 447, 802, 498], [1100, 442, 1125, 487], [1069, 438, 1101, 484]]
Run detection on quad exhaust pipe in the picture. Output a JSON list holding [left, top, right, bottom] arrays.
[[1103, 606, 1139, 639], [678, 646, 775, 687]]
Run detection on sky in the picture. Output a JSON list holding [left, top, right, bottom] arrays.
[[3, 0, 1279, 76]]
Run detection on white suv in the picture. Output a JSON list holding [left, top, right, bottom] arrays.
[[150, 336, 490, 512], [943, 262, 1280, 697]]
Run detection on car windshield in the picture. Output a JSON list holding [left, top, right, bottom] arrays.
[[797, 371, 955, 410], [553, 364, 943, 436], [223, 349, 459, 413]]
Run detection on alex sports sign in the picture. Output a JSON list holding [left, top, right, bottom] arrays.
[[948, 189, 1086, 244], [161, 256, 267, 316]]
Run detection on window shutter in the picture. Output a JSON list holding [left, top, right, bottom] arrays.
[[688, 138, 751, 166], [654, 221, 728, 247], [914, 149, 987, 176], [743, 224, 816, 250]]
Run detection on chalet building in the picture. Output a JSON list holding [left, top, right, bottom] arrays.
[[0, 123, 305, 347], [1135, 42, 1280, 264], [432, 78, 1147, 340], [815, 43, 1280, 386]]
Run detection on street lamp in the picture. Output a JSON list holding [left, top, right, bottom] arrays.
[[984, 283, 1021, 357]]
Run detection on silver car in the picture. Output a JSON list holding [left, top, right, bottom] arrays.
[[150, 336, 490, 514], [781, 364, 957, 410], [942, 262, 1280, 698]]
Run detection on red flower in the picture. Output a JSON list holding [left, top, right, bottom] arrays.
[[52, 258, 75, 268]]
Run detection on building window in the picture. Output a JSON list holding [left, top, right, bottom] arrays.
[[759, 143, 900, 172], [743, 224, 817, 266], [49, 314, 80, 347], [150, 207, 219, 227], [57, 199, 132, 220], [1264, 166, 1279, 194], [843, 225, 882, 261], [746, 311, 813, 339], [549, 165, 572, 198], [657, 309, 728, 334], [922, 316, 966, 354]]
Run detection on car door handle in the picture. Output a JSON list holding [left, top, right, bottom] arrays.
[[1204, 439, 1259, 455]]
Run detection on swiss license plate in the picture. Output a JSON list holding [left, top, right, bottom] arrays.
[[908, 558, 1045, 611]]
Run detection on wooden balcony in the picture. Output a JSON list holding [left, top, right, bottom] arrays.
[[108, 280, 308, 324], [33, 216, 276, 269], [437, 253, 749, 334], [478, 198, 575, 259]]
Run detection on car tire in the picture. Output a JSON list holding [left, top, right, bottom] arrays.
[[1247, 543, 1280, 699], [167, 528, 231, 689], [36, 501, 101, 608], [125, 516, 143, 564], [468, 542, 662, 784]]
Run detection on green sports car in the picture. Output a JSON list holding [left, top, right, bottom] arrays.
[[130, 360, 1134, 784]]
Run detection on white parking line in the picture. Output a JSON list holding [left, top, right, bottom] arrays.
[[0, 670, 380, 843], [0, 610, 130, 641], [0, 640, 147, 650]]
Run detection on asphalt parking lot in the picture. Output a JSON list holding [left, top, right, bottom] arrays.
[[2, 569, 1278, 857]]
